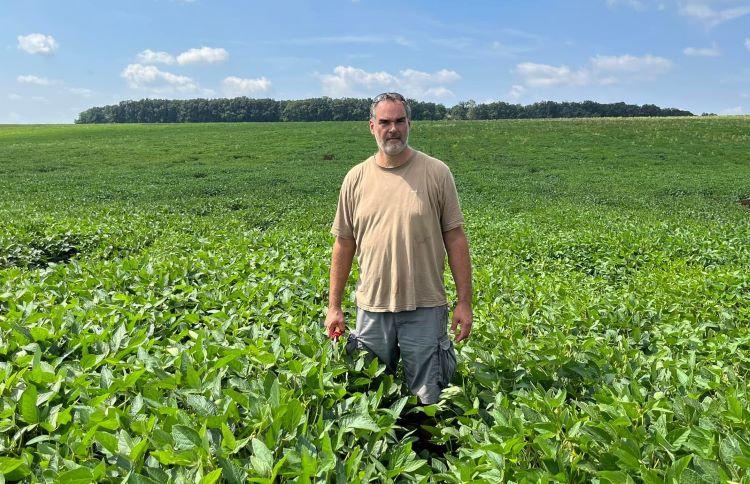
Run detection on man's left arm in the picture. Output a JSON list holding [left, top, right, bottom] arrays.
[[443, 226, 473, 342]]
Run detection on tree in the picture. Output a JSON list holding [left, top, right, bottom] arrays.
[[75, 97, 694, 123]]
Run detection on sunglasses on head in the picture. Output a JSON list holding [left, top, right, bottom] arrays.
[[373, 92, 406, 102]]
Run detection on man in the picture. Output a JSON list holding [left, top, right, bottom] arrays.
[[325, 92, 472, 405]]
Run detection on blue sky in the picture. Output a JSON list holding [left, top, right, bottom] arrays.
[[2, 0, 749, 123]]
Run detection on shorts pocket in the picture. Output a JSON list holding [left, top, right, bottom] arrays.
[[437, 334, 457, 388], [345, 332, 362, 355]]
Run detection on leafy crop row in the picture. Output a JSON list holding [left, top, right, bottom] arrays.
[[1, 118, 749, 482]]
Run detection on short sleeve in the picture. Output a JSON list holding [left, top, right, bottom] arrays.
[[331, 175, 355, 239], [440, 170, 464, 232]]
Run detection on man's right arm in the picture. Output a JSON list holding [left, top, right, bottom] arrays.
[[325, 236, 356, 337]]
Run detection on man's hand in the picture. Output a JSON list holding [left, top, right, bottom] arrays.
[[325, 306, 346, 340], [327, 236, 355, 341], [450, 301, 473, 343], [443, 226, 472, 343]]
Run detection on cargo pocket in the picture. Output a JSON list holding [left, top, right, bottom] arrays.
[[345, 332, 362, 355], [437, 334, 457, 388]]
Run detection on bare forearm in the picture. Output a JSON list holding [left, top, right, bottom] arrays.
[[444, 229, 472, 305], [329, 237, 356, 309]]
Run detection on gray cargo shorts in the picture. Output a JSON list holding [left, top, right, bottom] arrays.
[[345, 305, 457, 405]]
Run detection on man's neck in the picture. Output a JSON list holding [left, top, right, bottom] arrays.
[[375, 147, 414, 168]]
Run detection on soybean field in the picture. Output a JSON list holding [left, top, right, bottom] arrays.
[[1, 117, 750, 482]]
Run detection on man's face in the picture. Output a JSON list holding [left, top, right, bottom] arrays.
[[370, 100, 410, 156]]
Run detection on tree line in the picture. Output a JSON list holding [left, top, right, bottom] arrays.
[[75, 97, 693, 123]]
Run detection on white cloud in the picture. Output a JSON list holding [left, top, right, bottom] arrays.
[[490, 41, 529, 57], [589, 54, 672, 76], [222, 76, 272, 96], [317, 66, 460, 100], [746, 38, 750, 50], [515, 54, 672, 88], [720, 106, 744, 115], [17, 33, 58, 55], [31, 96, 48, 102], [488, 29, 543, 59], [400, 68, 461, 86], [137, 49, 176, 65], [507, 84, 526, 100], [293, 35, 382, 45], [683, 44, 721, 56], [395, 37, 415, 48], [515, 62, 590, 87], [134, 46, 228, 66], [66, 87, 94, 97], [17, 74, 55, 86], [176, 46, 229, 65], [679, 2, 750, 27], [606, 1, 748, 27], [121, 63, 198, 93], [429, 37, 474, 51], [318, 66, 398, 95], [278, 35, 412, 47], [8, 93, 22, 100], [423, 87, 455, 99], [606, 0, 647, 10]]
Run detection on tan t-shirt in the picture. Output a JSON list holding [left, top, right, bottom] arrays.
[[331, 150, 465, 312]]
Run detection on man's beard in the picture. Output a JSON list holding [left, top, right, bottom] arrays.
[[378, 135, 409, 156]]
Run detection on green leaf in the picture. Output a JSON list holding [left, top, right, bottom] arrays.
[[719, 436, 740, 467], [95, 431, 119, 455], [26, 435, 54, 446], [130, 439, 149, 464], [676, 369, 690, 386], [150, 449, 197, 466], [734, 455, 750, 469], [100, 366, 114, 389], [118, 429, 134, 454], [268, 378, 280, 409], [639, 467, 663, 484], [186, 394, 218, 417], [665, 454, 694, 481], [340, 414, 380, 432], [224, 388, 250, 409], [0, 457, 26, 476], [221, 422, 237, 451], [19, 384, 39, 424], [200, 469, 222, 484], [389, 396, 409, 417], [0, 459, 30, 481], [680, 468, 709, 484], [271, 454, 288, 482], [172, 425, 202, 450], [611, 440, 642, 470], [111, 323, 127, 352], [403, 459, 427, 473], [126, 472, 161, 484], [57, 467, 94, 484], [421, 405, 439, 417], [598, 471, 636, 484], [670, 428, 691, 448], [130, 394, 144, 416], [213, 349, 243, 369], [219, 457, 247, 484], [250, 438, 273, 477], [186, 365, 202, 389]]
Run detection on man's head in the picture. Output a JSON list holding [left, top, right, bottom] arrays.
[[369, 92, 411, 157]]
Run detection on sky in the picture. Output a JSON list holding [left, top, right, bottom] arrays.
[[2, 0, 749, 123]]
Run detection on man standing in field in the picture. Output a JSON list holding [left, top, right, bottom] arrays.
[[325, 92, 473, 405]]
